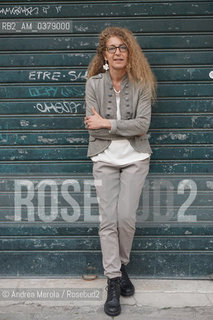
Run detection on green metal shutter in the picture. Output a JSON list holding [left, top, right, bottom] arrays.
[[0, 0, 212, 278]]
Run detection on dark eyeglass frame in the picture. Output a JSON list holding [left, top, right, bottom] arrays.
[[105, 44, 128, 54]]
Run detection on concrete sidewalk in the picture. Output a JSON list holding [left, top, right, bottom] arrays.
[[0, 278, 212, 319]]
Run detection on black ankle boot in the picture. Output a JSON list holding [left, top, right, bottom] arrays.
[[104, 276, 121, 316], [120, 264, 135, 296]]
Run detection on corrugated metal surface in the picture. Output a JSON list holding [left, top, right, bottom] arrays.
[[0, 0, 212, 278]]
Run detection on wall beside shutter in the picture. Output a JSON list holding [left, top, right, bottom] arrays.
[[0, 0, 212, 278]]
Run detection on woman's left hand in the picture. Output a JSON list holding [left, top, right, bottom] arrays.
[[84, 106, 111, 129]]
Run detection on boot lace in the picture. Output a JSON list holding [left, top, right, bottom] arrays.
[[105, 278, 120, 300]]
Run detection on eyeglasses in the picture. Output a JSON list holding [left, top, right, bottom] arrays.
[[105, 44, 128, 54]]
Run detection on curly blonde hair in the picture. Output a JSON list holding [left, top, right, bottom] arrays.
[[87, 26, 156, 100]]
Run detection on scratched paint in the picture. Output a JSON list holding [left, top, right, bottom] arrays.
[[157, 133, 187, 142], [206, 181, 213, 190], [38, 136, 57, 144], [20, 120, 29, 127]]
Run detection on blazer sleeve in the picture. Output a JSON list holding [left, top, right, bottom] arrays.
[[85, 77, 119, 140], [109, 85, 152, 137]]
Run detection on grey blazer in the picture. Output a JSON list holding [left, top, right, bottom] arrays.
[[85, 71, 152, 158]]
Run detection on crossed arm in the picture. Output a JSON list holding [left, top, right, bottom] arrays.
[[84, 78, 152, 139], [84, 106, 111, 130]]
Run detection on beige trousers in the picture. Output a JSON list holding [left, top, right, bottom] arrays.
[[93, 158, 150, 278]]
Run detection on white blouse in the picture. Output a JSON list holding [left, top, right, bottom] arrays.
[[91, 89, 150, 165]]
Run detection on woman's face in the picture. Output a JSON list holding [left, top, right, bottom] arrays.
[[104, 36, 128, 72]]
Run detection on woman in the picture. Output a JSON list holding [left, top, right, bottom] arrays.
[[84, 27, 156, 317]]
